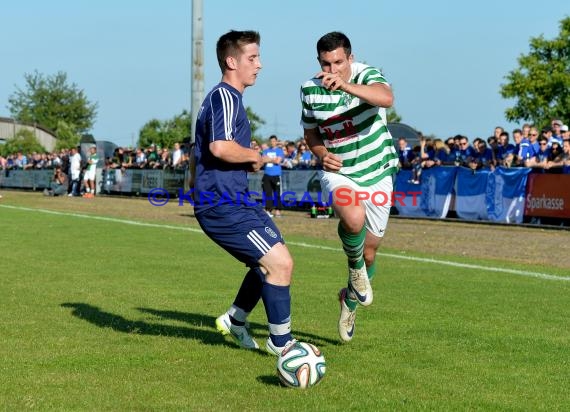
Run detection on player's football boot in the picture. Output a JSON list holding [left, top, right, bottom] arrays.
[[266, 337, 298, 356], [215, 313, 259, 350], [348, 265, 373, 306], [338, 288, 356, 342]]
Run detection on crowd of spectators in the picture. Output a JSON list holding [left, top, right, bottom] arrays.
[[0, 142, 194, 173], [250, 137, 318, 170], [2, 119, 569, 186], [397, 119, 570, 183], [105, 142, 191, 171], [0, 142, 195, 196]]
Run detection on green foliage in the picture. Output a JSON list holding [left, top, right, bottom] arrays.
[[0, 129, 46, 156], [246, 106, 265, 141], [500, 17, 570, 128], [54, 120, 81, 151], [8, 71, 98, 135], [138, 110, 191, 149], [387, 107, 402, 123]]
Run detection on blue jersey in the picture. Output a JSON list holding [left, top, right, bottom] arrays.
[[519, 138, 539, 162], [475, 148, 494, 167], [397, 146, 414, 166], [194, 82, 252, 211], [496, 143, 515, 161], [262, 147, 284, 176]]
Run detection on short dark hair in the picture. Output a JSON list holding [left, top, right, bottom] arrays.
[[216, 30, 260, 72], [317, 31, 351, 57]]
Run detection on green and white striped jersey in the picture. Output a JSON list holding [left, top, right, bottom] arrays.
[[87, 153, 99, 171], [300, 62, 398, 186]]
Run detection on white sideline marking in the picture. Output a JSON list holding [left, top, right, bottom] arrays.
[[2, 204, 569, 282]]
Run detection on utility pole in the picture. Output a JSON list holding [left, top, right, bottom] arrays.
[[190, 0, 204, 143]]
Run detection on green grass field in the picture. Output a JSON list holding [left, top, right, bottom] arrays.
[[1, 195, 569, 411]]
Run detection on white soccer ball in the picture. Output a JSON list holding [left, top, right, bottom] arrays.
[[276, 342, 326, 388]]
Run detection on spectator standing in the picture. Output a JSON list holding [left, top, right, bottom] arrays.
[[511, 128, 524, 166], [68, 147, 82, 196], [550, 120, 564, 147], [134, 149, 147, 168], [457, 136, 476, 166], [470, 140, 495, 170], [522, 123, 531, 139], [561, 124, 569, 140], [172, 142, 183, 169], [532, 136, 551, 171], [433, 138, 449, 165], [520, 126, 540, 166], [261, 135, 284, 217], [282, 141, 298, 169], [396, 137, 414, 169], [496, 131, 515, 167], [146, 145, 159, 168], [295, 143, 313, 169], [82, 145, 99, 198], [548, 139, 570, 173]]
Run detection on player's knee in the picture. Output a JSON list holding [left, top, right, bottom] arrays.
[[266, 260, 292, 285], [339, 209, 366, 234], [341, 218, 365, 235], [275, 255, 293, 278]]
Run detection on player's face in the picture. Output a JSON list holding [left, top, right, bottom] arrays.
[[236, 43, 262, 87], [318, 48, 353, 83]]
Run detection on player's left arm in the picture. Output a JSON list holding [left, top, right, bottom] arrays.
[[341, 82, 393, 108], [318, 71, 393, 108]]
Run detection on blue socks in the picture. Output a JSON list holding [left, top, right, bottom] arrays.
[[261, 281, 292, 347], [230, 267, 264, 325]]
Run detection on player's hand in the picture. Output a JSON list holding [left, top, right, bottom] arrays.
[[321, 152, 343, 172], [316, 71, 346, 91], [249, 153, 264, 172]]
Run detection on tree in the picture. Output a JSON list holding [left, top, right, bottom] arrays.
[[54, 120, 81, 151], [500, 17, 570, 128], [0, 129, 46, 156], [387, 107, 402, 123], [138, 110, 191, 149], [8, 71, 98, 136], [246, 106, 265, 141]]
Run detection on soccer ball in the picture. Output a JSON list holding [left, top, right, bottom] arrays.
[[276, 342, 326, 388]]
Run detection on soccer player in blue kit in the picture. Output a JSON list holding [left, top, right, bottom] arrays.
[[191, 30, 296, 355]]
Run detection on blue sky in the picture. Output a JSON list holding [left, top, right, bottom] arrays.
[[1, 0, 568, 147]]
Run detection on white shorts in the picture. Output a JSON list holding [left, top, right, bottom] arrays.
[[319, 171, 393, 238], [84, 168, 96, 181]]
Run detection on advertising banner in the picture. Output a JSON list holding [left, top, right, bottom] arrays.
[[524, 173, 570, 218]]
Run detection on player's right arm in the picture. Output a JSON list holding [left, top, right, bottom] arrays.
[[304, 127, 342, 172], [210, 140, 262, 166]]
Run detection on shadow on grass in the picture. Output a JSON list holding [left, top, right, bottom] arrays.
[[179, 213, 196, 218], [60, 303, 339, 352], [60, 302, 232, 350], [257, 375, 283, 387], [137, 307, 339, 348]]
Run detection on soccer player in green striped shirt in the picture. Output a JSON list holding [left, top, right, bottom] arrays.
[[300, 32, 399, 342], [83, 145, 99, 198]]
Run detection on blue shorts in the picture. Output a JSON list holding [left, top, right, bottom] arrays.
[[196, 204, 284, 267]]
